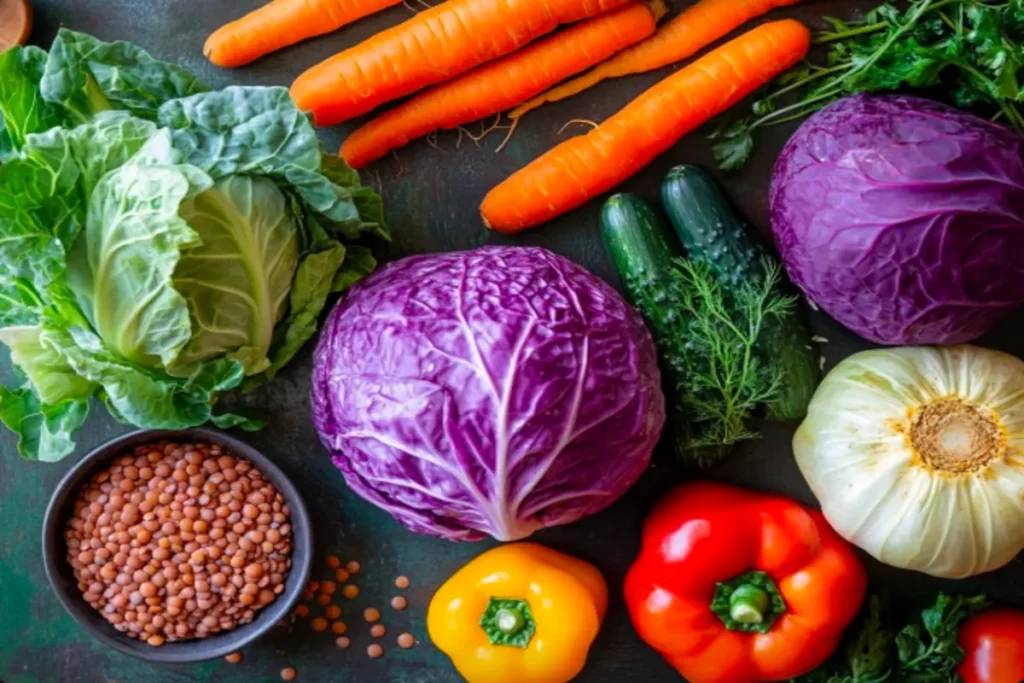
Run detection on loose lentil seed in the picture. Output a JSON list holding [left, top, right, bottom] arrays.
[[364, 608, 380, 623], [336, 636, 351, 648], [225, 652, 243, 664], [391, 596, 407, 611], [397, 633, 415, 649], [281, 667, 296, 681], [395, 576, 409, 589], [332, 620, 347, 635], [326, 555, 340, 569], [325, 605, 342, 619], [371, 624, 386, 638], [311, 617, 328, 632], [367, 644, 383, 658], [343, 585, 359, 600], [346, 561, 360, 575]]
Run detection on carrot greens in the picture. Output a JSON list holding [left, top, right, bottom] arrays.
[[714, 0, 1024, 170]]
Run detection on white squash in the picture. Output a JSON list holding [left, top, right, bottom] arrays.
[[793, 345, 1024, 578]]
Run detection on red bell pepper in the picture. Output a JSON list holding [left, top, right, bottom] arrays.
[[624, 482, 866, 683], [959, 608, 1024, 683]]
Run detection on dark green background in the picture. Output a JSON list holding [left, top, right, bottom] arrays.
[[2, 1, 1021, 681]]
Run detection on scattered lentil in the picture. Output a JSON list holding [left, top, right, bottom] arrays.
[[326, 555, 341, 569], [343, 585, 359, 600], [320, 580, 337, 595], [336, 636, 351, 649], [316, 593, 331, 606], [367, 644, 383, 658], [335, 569, 350, 583], [397, 633, 415, 649], [65, 442, 293, 645], [346, 561, 361, 575], [226, 652, 243, 664], [364, 607, 380, 623], [390, 596, 407, 611], [281, 667, 297, 681], [325, 605, 342, 619], [311, 617, 328, 632], [294, 605, 309, 618], [332, 620, 348, 635], [371, 624, 386, 638], [395, 576, 409, 589]]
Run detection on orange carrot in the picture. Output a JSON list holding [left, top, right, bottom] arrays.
[[339, 1, 666, 168], [204, 0, 405, 68], [508, 0, 805, 120], [481, 20, 810, 233], [290, 0, 634, 126]]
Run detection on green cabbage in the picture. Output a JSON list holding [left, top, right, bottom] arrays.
[[0, 30, 388, 461]]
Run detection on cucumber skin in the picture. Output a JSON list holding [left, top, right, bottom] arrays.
[[661, 165, 819, 420], [600, 194, 690, 447]]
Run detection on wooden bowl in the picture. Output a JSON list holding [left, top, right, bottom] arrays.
[[0, 0, 32, 51]]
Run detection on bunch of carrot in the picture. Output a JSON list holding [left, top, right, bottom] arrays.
[[206, 0, 808, 231]]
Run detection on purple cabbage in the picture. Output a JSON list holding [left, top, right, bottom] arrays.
[[771, 94, 1024, 345], [311, 246, 664, 541]]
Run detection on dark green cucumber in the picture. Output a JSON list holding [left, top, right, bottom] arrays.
[[660, 165, 819, 420], [600, 193, 689, 438]]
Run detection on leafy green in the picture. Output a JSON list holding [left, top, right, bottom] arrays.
[[796, 594, 989, 683], [171, 176, 300, 377], [628, 254, 794, 460], [0, 32, 387, 461], [0, 46, 65, 161], [41, 29, 208, 122], [896, 594, 989, 681], [714, 0, 1024, 169]]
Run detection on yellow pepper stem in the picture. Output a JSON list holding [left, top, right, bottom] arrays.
[[479, 597, 536, 648]]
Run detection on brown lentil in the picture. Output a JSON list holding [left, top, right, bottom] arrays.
[[336, 636, 351, 649], [335, 569, 350, 583], [370, 624, 386, 638], [367, 644, 383, 658], [225, 652, 243, 664], [346, 561, 360, 575], [343, 585, 359, 600], [395, 576, 409, 589], [281, 667, 297, 681], [316, 593, 331, 606], [397, 633, 415, 649], [390, 596, 407, 611], [311, 617, 328, 632], [65, 441, 293, 645], [326, 555, 341, 569], [364, 607, 380, 623], [294, 604, 309, 617], [325, 604, 342, 620], [332, 620, 347, 635]]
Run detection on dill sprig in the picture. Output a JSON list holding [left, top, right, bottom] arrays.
[[647, 258, 794, 460]]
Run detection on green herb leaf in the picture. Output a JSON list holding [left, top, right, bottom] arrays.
[[715, 0, 1024, 169], [895, 594, 989, 680]]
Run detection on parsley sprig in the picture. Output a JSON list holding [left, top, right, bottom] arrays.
[[797, 594, 991, 683], [714, 0, 1024, 170]]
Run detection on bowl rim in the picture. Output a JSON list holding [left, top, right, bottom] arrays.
[[42, 427, 313, 663]]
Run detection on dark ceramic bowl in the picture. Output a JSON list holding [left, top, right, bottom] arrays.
[[42, 428, 312, 663]]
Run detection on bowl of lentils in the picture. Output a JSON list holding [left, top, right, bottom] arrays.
[[42, 428, 312, 662]]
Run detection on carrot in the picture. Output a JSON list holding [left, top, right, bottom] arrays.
[[204, 0, 405, 68], [508, 0, 804, 120], [480, 20, 811, 233], [290, 0, 634, 126], [339, 1, 667, 168]]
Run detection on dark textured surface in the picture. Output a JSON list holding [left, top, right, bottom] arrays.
[[1, 1, 1022, 682]]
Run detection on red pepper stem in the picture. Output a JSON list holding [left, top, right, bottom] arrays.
[[710, 570, 787, 634], [729, 585, 770, 624]]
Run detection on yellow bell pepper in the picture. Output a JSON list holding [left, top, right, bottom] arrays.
[[428, 543, 608, 683]]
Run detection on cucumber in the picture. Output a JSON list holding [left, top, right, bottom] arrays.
[[660, 165, 819, 420], [600, 193, 692, 455]]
